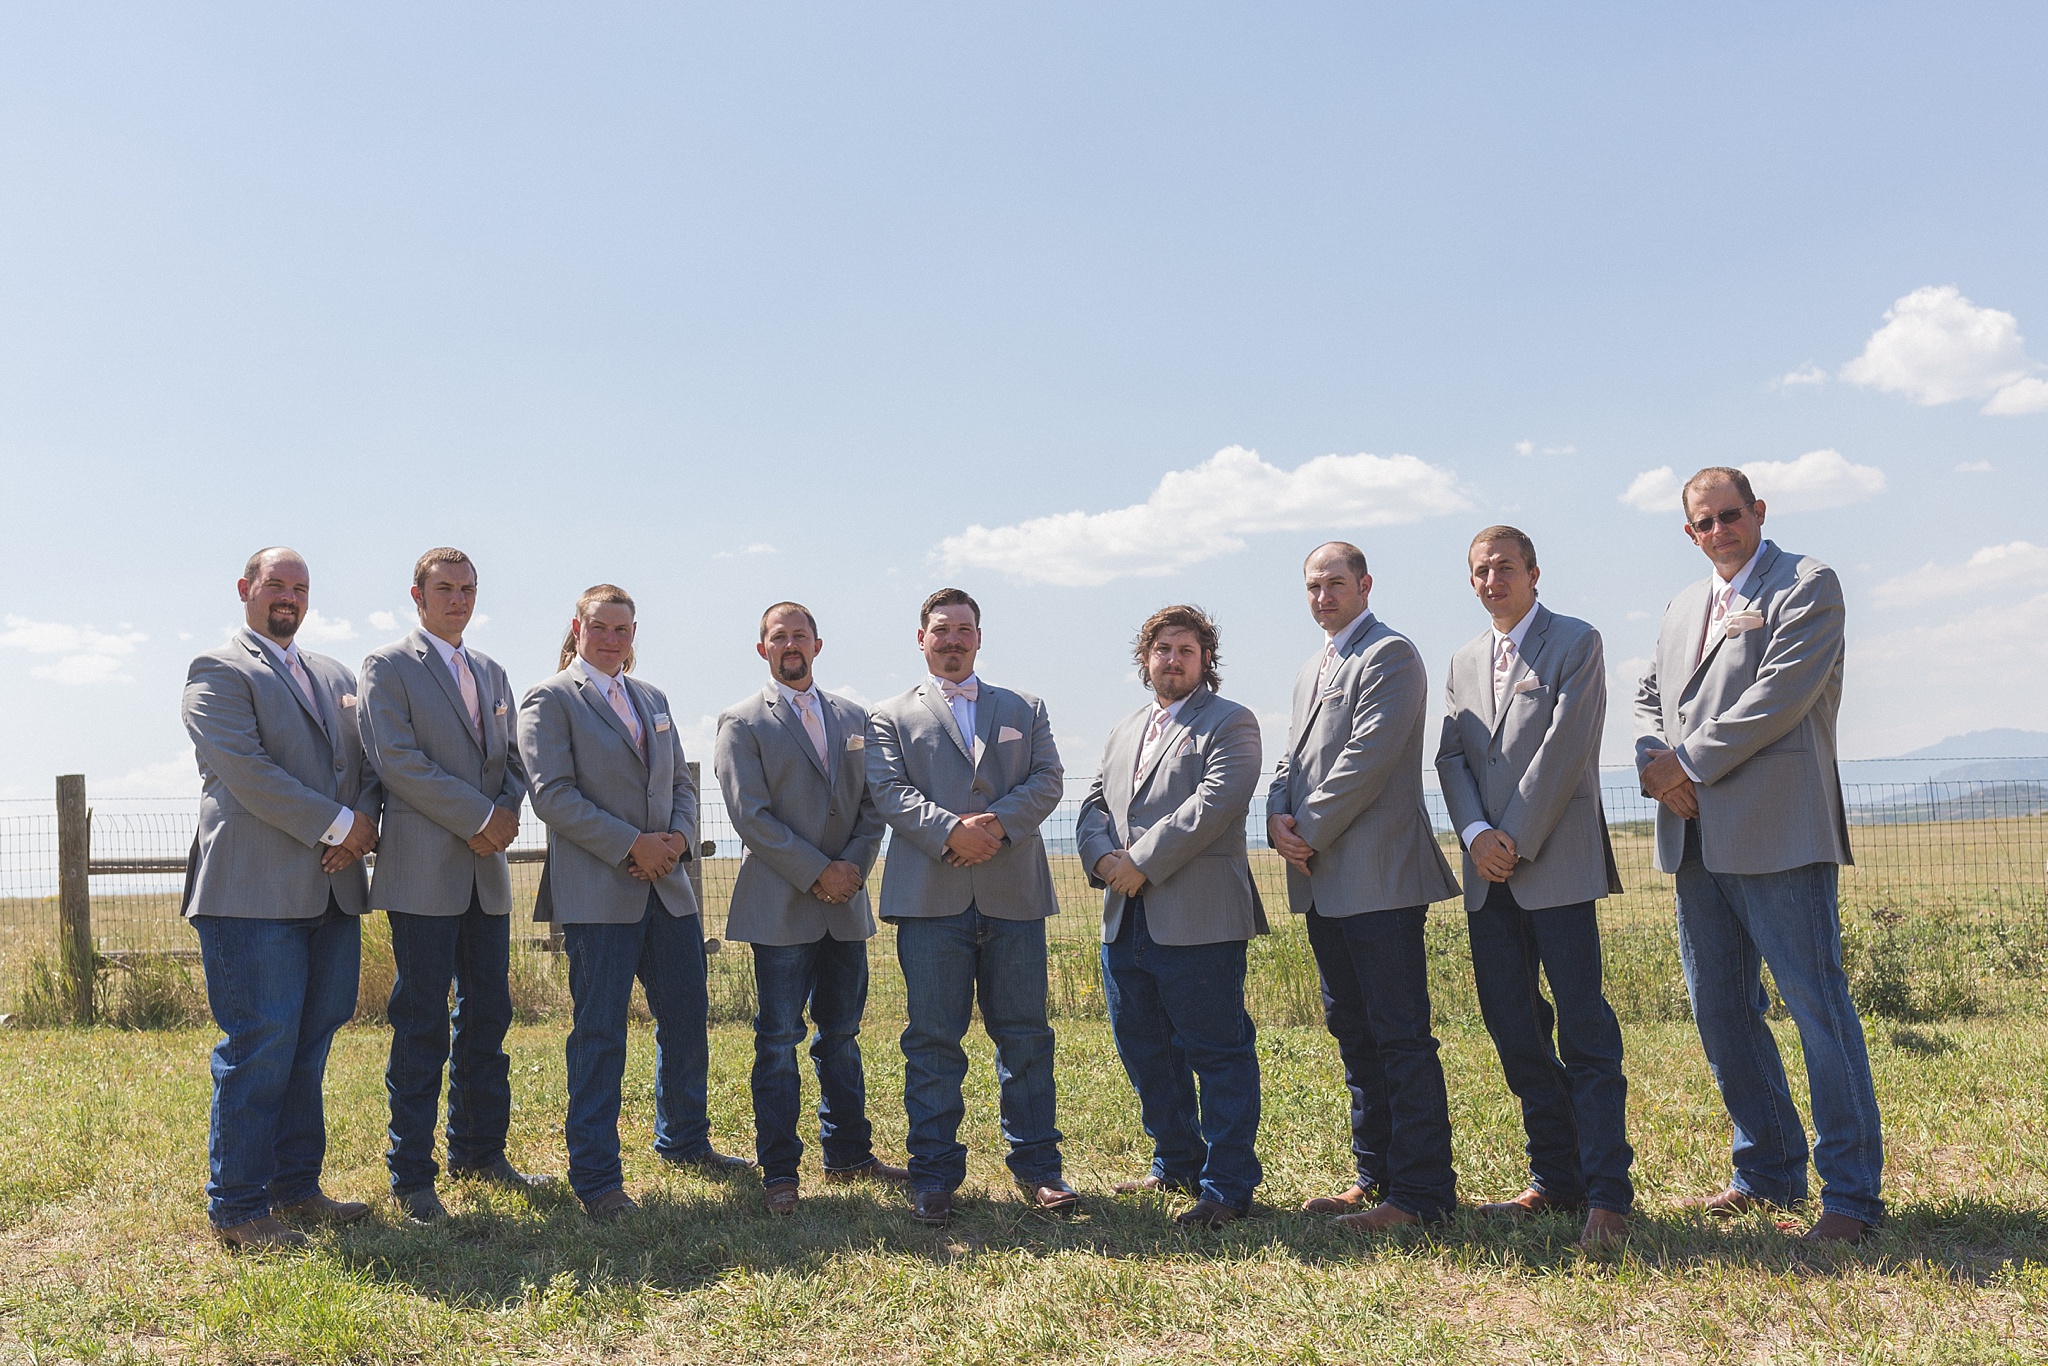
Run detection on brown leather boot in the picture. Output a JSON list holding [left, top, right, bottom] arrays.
[[1301, 1184, 1375, 1215], [214, 1215, 310, 1251]]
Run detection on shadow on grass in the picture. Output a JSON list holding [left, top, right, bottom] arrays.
[[317, 1171, 2048, 1309]]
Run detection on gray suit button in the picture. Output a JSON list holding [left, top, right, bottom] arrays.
[[333, 762, 344, 773]]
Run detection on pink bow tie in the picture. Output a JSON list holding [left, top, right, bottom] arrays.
[[939, 679, 978, 702]]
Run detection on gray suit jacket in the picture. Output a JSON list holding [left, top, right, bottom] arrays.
[[517, 666, 700, 924], [1436, 605, 1623, 912], [1634, 540, 1853, 876], [359, 630, 526, 917], [1075, 687, 1268, 946], [714, 685, 884, 945], [180, 629, 384, 920], [1266, 615, 1460, 917], [865, 679, 1064, 921]]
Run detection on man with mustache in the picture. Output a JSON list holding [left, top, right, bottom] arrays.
[[865, 588, 1070, 1226], [181, 548, 383, 1249], [1078, 605, 1266, 1229], [358, 548, 541, 1223], [1636, 467, 1880, 1243], [713, 602, 907, 1215]]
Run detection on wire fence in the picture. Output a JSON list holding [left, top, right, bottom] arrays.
[[3, 766, 2043, 974]]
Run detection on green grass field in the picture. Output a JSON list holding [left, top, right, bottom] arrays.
[[5, 820, 2048, 1361], [4, 972, 2048, 1362]]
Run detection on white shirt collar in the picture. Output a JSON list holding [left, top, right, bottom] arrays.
[[423, 630, 465, 668], [776, 679, 821, 708], [1717, 541, 1769, 597], [1492, 604, 1539, 655], [574, 656, 625, 694], [253, 632, 302, 667], [928, 672, 980, 694], [1325, 610, 1373, 653], [1151, 692, 1193, 722]]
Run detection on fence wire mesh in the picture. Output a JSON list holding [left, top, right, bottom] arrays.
[[3, 768, 2044, 1026]]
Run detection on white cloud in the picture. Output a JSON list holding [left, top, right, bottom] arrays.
[[1514, 440, 1575, 456], [1618, 467, 1682, 514], [1839, 285, 2048, 415], [1618, 449, 1885, 516], [1740, 448, 1887, 512], [99, 751, 198, 798], [0, 614, 148, 685], [1955, 460, 1992, 473], [367, 610, 399, 632], [713, 543, 779, 561], [1874, 541, 2048, 610], [937, 445, 1468, 587], [1514, 440, 1533, 456], [293, 609, 356, 645], [1775, 364, 1829, 388], [1846, 589, 2048, 755]]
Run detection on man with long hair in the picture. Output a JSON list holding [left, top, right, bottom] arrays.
[[517, 584, 748, 1221], [1077, 605, 1266, 1229]]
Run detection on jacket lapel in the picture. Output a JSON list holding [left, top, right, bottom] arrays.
[[413, 631, 483, 753], [970, 686, 1000, 778], [1133, 687, 1208, 797], [244, 631, 329, 740], [575, 667, 644, 765], [770, 685, 831, 780], [1681, 544, 1775, 697], [1292, 615, 1373, 757], [1489, 607, 1547, 740], [919, 683, 974, 762]]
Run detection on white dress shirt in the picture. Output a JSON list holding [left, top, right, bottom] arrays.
[[1460, 604, 1539, 851], [574, 655, 642, 745], [256, 633, 355, 847], [1673, 541, 1770, 782], [929, 672, 979, 765], [777, 679, 833, 766], [1134, 692, 1192, 777]]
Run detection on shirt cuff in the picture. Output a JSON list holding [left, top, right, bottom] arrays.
[[319, 805, 356, 847], [1460, 821, 1494, 850], [476, 812, 496, 836], [1673, 747, 1702, 783]]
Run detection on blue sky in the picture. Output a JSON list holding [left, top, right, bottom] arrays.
[[2, 3, 2045, 799]]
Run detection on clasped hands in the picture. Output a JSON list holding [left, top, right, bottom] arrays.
[[1092, 849, 1147, 897], [1640, 746, 1698, 819], [942, 813, 1006, 867], [627, 831, 692, 880], [1469, 828, 1519, 883], [321, 809, 379, 873], [809, 860, 864, 905], [466, 806, 521, 857]]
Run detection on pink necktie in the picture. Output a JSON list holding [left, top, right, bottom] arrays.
[[1494, 637, 1517, 711], [792, 690, 830, 768], [1135, 707, 1172, 779], [1315, 639, 1338, 693], [285, 649, 326, 735], [606, 676, 644, 755], [450, 648, 483, 741]]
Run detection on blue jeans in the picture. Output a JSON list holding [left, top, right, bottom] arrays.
[[893, 906, 1062, 1193], [192, 901, 362, 1228], [384, 889, 514, 1193], [1102, 899, 1262, 1211], [751, 936, 878, 1186], [560, 892, 712, 1203], [1468, 883, 1634, 1213], [1303, 904, 1457, 1221], [1675, 823, 1884, 1224]]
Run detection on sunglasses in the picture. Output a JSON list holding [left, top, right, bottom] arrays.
[[1688, 505, 1750, 535]]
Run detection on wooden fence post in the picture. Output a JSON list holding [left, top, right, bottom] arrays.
[[54, 773, 95, 1025]]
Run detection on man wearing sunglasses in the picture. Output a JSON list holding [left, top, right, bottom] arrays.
[[1635, 467, 1881, 1245]]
